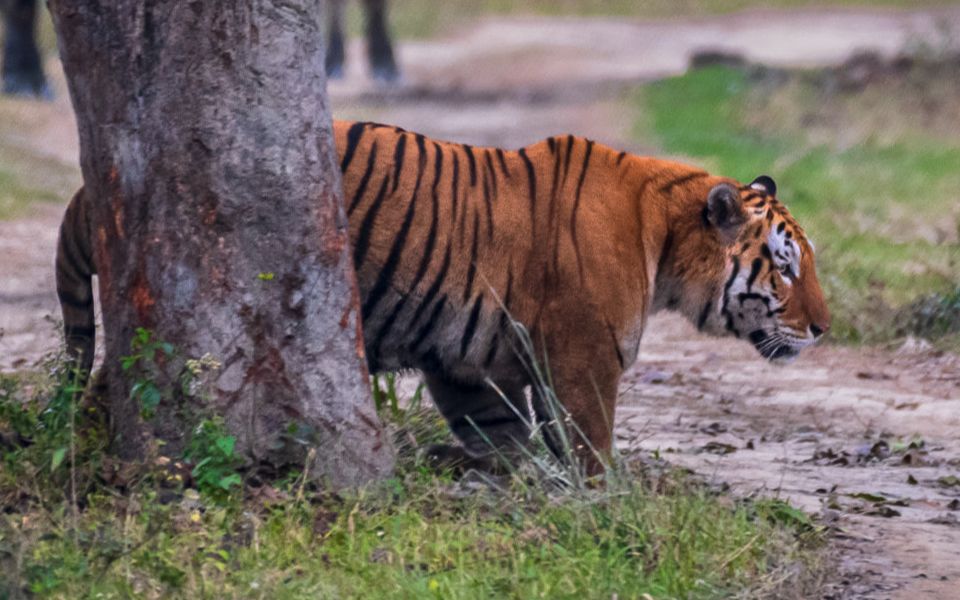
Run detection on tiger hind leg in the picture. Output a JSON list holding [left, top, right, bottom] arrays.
[[423, 374, 531, 473]]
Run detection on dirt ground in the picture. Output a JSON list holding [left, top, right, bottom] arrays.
[[2, 7, 960, 599]]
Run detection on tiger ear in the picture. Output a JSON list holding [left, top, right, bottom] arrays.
[[705, 183, 746, 244], [749, 175, 777, 196]]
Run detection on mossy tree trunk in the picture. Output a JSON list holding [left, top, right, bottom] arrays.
[[47, 0, 394, 486]]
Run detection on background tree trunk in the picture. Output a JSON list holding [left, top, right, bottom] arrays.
[[48, 0, 394, 486], [1, 0, 50, 97]]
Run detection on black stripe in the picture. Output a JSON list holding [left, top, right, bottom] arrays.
[[697, 300, 712, 331], [57, 287, 93, 310], [549, 141, 563, 210], [407, 143, 443, 291], [484, 270, 514, 368], [459, 294, 484, 359], [369, 298, 401, 363], [362, 192, 417, 321], [722, 257, 741, 309], [746, 258, 763, 291], [363, 139, 428, 321], [407, 243, 452, 336], [340, 122, 366, 173], [390, 133, 407, 194], [518, 148, 537, 225], [502, 269, 514, 309], [495, 149, 511, 179], [464, 144, 477, 187], [58, 233, 91, 282], [659, 172, 707, 194], [371, 142, 442, 355], [347, 140, 379, 215], [570, 139, 594, 283], [431, 143, 444, 192], [411, 294, 447, 351], [721, 257, 741, 337], [484, 150, 499, 200], [615, 151, 627, 166], [458, 175, 470, 251], [738, 292, 771, 308], [548, 145, 564, 278], [482, 331, 500, 368], [761, 243, 772, 261], [482, 154, 495, 242], [562, 135, 575, 183], [547, 137, 557, 154], [450, 151, 460, 228], [495, 273, 514, 333], [412, 134, 428, 192], [463, 210, 480, 302], [353, 175, 391, 269]]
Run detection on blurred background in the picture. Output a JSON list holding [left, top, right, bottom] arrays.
[[2, 0, 960, 370]]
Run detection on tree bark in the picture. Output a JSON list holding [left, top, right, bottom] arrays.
[[48, 0, 394, 486], [1, 0, 50, 97]]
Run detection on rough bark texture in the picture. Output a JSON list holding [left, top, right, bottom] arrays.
[[1, 0, 50, 97], [48, 0, 394, 486]]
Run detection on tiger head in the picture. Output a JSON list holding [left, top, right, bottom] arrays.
[[664, 175, 830, 363]]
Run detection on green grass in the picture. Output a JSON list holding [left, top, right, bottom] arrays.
[[0, 142, 76, 219], [0, 365, 825, 599], [0, 102, 79, 219], [637, 64, 960, 346], [358, 0, 958, 39]]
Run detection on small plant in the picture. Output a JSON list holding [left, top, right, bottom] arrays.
[[120, 327, 175, 419], [0, 354, 826, 598], [900, 285, 960, 339], [372, 373, 425, 421], [183, 417, 243, 504]]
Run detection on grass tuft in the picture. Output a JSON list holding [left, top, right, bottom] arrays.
[[1, 350, 826, 598]]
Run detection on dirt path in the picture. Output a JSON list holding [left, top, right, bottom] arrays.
[[3, 7, 960, 598]]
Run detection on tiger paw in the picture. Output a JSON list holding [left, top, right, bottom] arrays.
[[423, 444, 498, 475]]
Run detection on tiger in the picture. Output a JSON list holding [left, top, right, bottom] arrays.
[[56, 120, 830, 476]]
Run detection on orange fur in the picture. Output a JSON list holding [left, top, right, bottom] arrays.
[[57, 120, 829, 476]]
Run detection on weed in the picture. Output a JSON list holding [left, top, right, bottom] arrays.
[[899, 285, 960, 340], [183, 417, 244, 504], [120, 327, 175, 419]]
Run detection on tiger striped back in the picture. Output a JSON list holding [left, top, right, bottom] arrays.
[[57, 120, 829, 475]]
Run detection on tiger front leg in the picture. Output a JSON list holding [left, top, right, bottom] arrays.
[[534, 320, 624, 478]]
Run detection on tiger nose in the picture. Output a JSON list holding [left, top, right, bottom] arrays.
[[809, 323, 828, 338]]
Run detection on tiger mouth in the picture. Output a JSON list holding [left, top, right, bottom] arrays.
[[748, 330, 800, 363]]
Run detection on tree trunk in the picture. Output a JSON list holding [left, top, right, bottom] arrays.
[[48, 0, 394, 486], [1, 0, 50, 97]]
